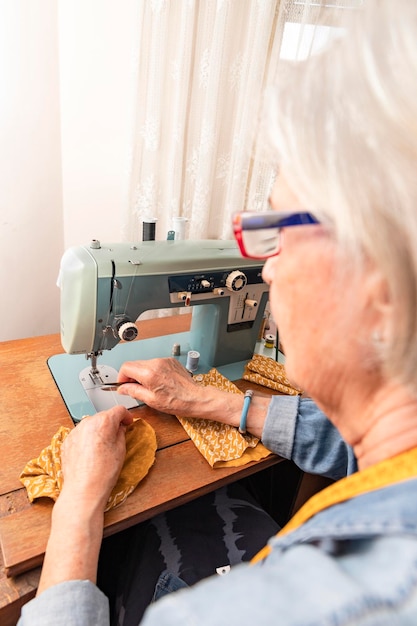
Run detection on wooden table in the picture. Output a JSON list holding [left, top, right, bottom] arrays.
[[0, 315, 282, 625]]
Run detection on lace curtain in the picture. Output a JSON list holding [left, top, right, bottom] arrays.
[[123, 0, 351, 244]]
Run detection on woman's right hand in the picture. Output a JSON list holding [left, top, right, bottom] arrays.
[[117, 357, 204, 417]]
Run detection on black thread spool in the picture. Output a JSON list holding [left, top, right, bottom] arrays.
[[142, 219, 157, 241]]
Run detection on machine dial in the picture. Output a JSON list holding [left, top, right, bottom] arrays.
[[226, 270, 247, 292], [118, 321, 138, 342]]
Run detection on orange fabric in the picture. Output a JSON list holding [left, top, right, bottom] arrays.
[[177, 368, 272, 468], [243, 354, 301, 395], [20, 418, 157, 512]]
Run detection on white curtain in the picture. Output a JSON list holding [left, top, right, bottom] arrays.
[[123, 0, 350, 244]]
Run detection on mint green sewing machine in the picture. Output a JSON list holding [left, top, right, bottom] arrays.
[[48, 239, 269, 422]]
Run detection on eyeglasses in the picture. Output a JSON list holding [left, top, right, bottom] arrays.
[[232, 210, 320, 259]]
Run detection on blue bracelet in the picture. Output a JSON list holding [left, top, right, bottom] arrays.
[[239, 389, 254, 434]]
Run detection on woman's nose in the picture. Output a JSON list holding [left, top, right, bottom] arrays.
[[262, 258, 275, 285]]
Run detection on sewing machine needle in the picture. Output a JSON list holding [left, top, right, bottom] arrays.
[[101, 381, 141, 391]]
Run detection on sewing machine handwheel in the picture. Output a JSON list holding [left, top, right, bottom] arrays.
[[118, 322, 139, 341]]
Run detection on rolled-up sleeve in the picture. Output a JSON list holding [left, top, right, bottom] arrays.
[[262, 396, 357, 480]]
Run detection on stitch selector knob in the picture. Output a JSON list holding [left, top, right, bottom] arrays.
[[226, 270, 247, 291]]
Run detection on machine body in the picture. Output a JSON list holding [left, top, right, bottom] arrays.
[[50, 239, 269, 421]]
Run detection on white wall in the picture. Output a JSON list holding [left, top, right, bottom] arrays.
[[0, 0, 62, 341], [0, 0, 137, 342]]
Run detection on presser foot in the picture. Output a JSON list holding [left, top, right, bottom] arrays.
[[79, 364, 139, 415]]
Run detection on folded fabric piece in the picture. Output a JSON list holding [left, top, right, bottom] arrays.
[[243, 354, 302, 395], [19, 418, 157, 512], [177, 368, 272, 468]]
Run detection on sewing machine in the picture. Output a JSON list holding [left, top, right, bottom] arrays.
[[48, 239, 269, 422]]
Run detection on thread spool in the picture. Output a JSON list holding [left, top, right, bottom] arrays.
[[142, 218, 157, 241], [172, 216, 188, 240], [264, 334, 275, 349], [186, 350, 200, 372]]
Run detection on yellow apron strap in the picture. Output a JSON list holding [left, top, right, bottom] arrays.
[[251, 446, 417, 564]]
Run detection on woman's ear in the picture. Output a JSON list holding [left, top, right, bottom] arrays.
[[363, 267, 392, 340]]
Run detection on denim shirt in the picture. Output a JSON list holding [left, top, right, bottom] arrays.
[[18, 396, 417, 625], [262, 395, 358, 480]]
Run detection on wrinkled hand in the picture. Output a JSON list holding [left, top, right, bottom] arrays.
[[117, 357, 203, 417], [60, 405, 133, 511]]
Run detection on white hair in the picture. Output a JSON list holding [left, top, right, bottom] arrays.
[[266, 0, 417, 390]]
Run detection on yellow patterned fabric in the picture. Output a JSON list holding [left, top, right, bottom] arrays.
[[177, 368, 272, 468], [252, 446, 417, 564], [20, 426, 67, 502], [20, 419, 157, 512], [243, 354, 302, 395]]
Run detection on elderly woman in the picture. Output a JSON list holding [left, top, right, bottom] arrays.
[[19, 0, 417, 624]]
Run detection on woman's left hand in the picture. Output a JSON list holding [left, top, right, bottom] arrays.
[[60, 405, 133, 511]]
